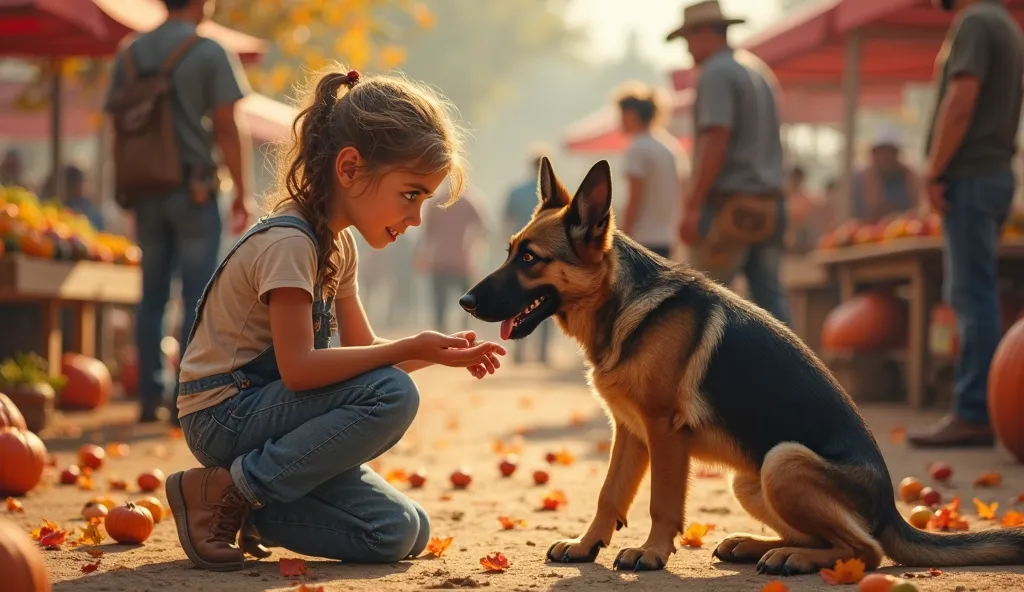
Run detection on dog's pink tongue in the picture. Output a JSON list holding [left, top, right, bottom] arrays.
[[500, 319, 514, 341]]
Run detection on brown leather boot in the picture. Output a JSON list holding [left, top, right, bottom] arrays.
[[166, 467, 248, 571], [238, 514, 273, 559], [907, 414, 995, 448]]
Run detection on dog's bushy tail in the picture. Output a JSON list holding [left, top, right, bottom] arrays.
[[878, 505, 1024, 567]]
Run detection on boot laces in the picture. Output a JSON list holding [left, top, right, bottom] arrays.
[[211, 487, 248, 542]]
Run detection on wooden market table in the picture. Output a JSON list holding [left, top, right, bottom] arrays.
[[814, 237, 1024, 409], [0, 253, 140, 376], [780, 253, 835, 354]]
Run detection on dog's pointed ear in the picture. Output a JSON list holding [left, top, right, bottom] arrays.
[[566, 160, 614, 259], [535, 156, 571, 212]]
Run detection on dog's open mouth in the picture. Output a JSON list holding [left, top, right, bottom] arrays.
[[500, 293, 556, 340]]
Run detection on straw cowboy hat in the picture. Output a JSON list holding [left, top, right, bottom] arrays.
[[665, 0, 746, 41]]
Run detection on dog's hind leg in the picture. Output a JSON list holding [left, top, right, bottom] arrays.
[[547, 421, 649, 564], [755, 443, 884, 576], [714, 471, 823, 563]]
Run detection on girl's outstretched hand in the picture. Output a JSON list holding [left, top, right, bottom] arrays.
[[412, 330, 506, 376]]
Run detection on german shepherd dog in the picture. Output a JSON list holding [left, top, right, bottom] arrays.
[[459, 158, 1024, 574]]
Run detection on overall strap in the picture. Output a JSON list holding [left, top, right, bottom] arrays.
[[183, 215, 321, 350]]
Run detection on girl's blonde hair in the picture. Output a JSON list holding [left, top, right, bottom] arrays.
[[268, 65, 467, 296]]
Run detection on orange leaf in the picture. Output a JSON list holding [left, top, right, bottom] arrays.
[[480, 551, 510, 572], [1002, 510, 1024, 527], [107, 478, 128, 491], [679, 522, 715, 548], [761, 581, 790, 592], [76, 520, 106, 546], [76, 474, 95, 491], [553, 449, 575, 466], [85, 549, 104, 558], [973, 498, 998, 520], [497, 516, 526, 530], [30, 519, 60, 541], [40, 529, 68, 550], [818, 558, 865, 585], [81, 559, 101, 573], [104, 442, 129, 458], [595, 440, 611, 454], [569, 410, 586, 426], [384, 469, 408, 485], [974, 471, 1002, 487], [279, 558, 309, 577], [168, 427, 184, 440], [6, 497, 24, 513], [540, 490, 568, 511], [426, 536, 454, 557], [889, 426, 906, 444]]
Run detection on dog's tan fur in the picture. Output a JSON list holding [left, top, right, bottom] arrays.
[[464, 159, 1024, 574]]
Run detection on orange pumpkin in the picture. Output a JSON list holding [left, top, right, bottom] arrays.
[[106, 502, 154, 545], [989, 318, 1024, 462], [0, 393, 27, 431], [0, 518, 52, 592], [82, 501, 108, 520], [78, 444, 105, 470], [134, 496, 164, 523], [822, 291, 909, 351], [0, 428, 48, 496], [58, 353, 112, 411], [137, 469, 165, 493]]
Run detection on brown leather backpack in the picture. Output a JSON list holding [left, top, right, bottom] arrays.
[[107, 35, 201, 209]]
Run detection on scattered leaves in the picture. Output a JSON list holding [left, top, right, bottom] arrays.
[[550, 449, 574, 466], [480, 551, 510, 572], [569, 410, 586, 426], [595, 440, 611, 454], [79, 557, 99, 573], [889, 426, 906, 444], [30, 519, 60, 541], [104, 442, 129, 458], [426, 536, 454, 558], [168, 427, 185, 440], [540, 490, 567, 511], [384, 469, 409, 485], [77, 474, 96, 491], [818, 558, 865, 585], [679, 523, 715, 548], [760, 581, 789, 592], [108, 478, 128, 491], [6, 497, 23, 513], [901, 568, 943, 578], [1002, 510, 1024, 527], [279, 558, 309, 577], [497, 516, 526, 530], [76, 519, 106, 546], [40, 528, 68, 550], [85, 549, 104, 558], [973, 498, 998, 520], [491, 438, 523, 456], [974, 471, 1002, 488], [927, 497, 969, 531]]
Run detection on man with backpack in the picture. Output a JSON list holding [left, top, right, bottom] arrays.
[[104, 0, 253, 425]]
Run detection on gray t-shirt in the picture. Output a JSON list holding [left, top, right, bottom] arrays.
[[623, 129, 683, 247], [694, 48, 784, 197], [924, 0, 1024, 179], [104, 20, 250, 169]]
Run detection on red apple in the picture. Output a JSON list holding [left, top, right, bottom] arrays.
[[533, 470, 550, 485], [78, 444, 105, 470], [499, 455, 518, 478], [450, 468, 472, 489], [60, 465, 81, 485], [920, 486, 941, 507], [928, 462, 953, 481], [137, 469, 165, 492], [408, 469, 427, 489]]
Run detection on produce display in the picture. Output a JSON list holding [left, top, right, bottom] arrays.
[[817, 206, 1024, 250], [0, 185, 140, 265]]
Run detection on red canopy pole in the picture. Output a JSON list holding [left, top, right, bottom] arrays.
[[839, 29, 862, 222]]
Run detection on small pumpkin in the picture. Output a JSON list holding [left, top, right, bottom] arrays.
[[134, 496, 165, 523], [78, 444, 105, 470], [59, 353, 112, 411], [0, 393, 26, 431], [106, 502, 154, 545], [988, 318, 1024, 462], [822, 291, 908, 351], [81, 501, 108, 520], [0, 518, 52, 592], [136, 469, 165, 493], [88, 496, 119, 511], [0, 427, 48, 496]]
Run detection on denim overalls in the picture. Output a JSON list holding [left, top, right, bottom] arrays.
[[178, 215, 335, 401], [177, 214, 430, 563]]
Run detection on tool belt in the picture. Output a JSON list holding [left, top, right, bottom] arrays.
[[706, 191, 782, 246]]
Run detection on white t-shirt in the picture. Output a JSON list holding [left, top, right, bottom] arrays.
[[622, 129, 683, 247]]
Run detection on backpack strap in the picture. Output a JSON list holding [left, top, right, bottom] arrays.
[[161, 35, 202, 75]]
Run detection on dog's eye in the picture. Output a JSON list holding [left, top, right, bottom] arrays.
[[522, 252, 534, 263]]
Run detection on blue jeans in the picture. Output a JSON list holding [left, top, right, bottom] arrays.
[[179, 366, 429, 563], [941, 171, 1014, 426], [133, 190, 222, 415], [690, 200, 792, 326]]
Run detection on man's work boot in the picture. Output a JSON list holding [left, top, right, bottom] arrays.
[[239, 514, 273, 559], [166, 468, 248, 571], [907, 414, 995, 448]]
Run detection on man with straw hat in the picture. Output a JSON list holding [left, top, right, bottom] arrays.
[[668, 1, 791, 325]]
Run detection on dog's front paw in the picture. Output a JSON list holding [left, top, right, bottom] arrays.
[[546, 537, 606, 564], [713, 534, 786, 564], [613, 546, 669, 571]]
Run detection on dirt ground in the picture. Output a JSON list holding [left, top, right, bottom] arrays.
[[5, 336, 1024, 592]]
